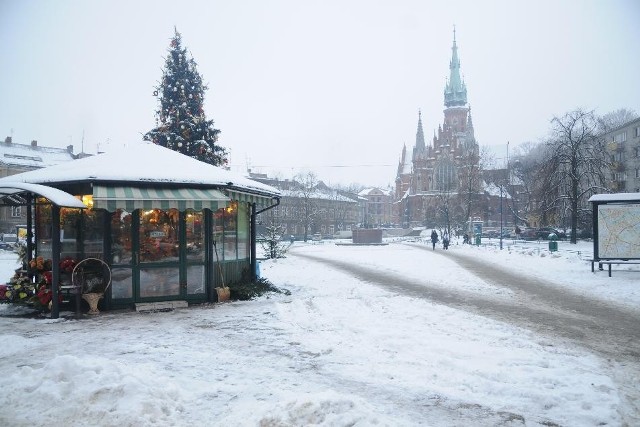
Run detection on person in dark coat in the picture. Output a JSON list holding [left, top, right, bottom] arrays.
[[430, 229, 438, 250], [442, 230, 450, 250]]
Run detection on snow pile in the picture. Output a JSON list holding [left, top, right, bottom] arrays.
[[0, 354, 185, 426], [0, 239, 637, 426]]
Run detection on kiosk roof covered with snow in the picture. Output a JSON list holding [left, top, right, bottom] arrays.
[[0, 142, 280, 317]]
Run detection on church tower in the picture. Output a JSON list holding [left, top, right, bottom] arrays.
[[444, 27, 467, 109], [394, 28, 480, 227], [412, 110, 429, 193]]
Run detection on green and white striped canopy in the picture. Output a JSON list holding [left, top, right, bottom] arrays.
[[93, 186, 229, 212], [226, 190, 276, 207]]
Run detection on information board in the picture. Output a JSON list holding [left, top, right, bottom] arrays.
[[597, 204, 640, 259]]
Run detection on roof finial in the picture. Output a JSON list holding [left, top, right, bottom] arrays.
[[453, 24, 456, 43], [415, 109, 425, 150]]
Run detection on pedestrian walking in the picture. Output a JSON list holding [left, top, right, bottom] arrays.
[[430, 229, 438, 250], [443, 230, 450, 250]]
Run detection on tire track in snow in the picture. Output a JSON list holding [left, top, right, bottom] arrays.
[[292, 249, 629, 356], [421, 245, 640, 359], [291, 245, 640, 425], [419, 244, 640, 426]]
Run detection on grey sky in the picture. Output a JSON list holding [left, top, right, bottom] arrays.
[[1, 0, 639, 188]]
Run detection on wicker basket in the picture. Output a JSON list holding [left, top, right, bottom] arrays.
[[72, 259, 112, 315], [82, 292, 104, 315]]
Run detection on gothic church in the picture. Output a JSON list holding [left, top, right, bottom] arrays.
[[395, 30, 480, 228]]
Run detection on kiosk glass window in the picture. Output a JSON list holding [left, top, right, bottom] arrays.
[[185, 211, 205, 262], [139, 209, 180, 263], [186, 265, 205, 294], [110, 209, 133, 265], [81, 209, 104, 259], [223, 202, 237, 260], [212, 208, 224, 259], [110, 209, 133, 300], [60, 207, 81, 259], [237, 202, 249, 260], [35, 202, 52, 259]]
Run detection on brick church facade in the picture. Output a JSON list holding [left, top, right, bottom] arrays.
[[394, 30, 482, 230]]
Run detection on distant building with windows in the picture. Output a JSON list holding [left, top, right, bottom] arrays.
[[358, 187, 393, 227], [606, 117, 640, 193], [0, 137, 77, 233], [248, 172, 362, 240]]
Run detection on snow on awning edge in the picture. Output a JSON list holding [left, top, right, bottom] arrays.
[[588, 192, 640, 203], [0, 181, 87, 208]]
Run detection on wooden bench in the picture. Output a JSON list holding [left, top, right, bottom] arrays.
[[591, 260, 640, 277]]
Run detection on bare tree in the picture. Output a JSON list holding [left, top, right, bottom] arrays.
[[293, 172, 319, 242], [544, 109, 610, 243], [537, 145, 562, 228], [456, 143, 483, 228], [597, 108, 638, 133], [510, 141, 548, 227], [433, 156, 458, 235]]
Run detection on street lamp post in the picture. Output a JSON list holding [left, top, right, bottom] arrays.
[[513, 159, 520, 227], [499, 184, 503, 250], [500, 141, 509, 251]]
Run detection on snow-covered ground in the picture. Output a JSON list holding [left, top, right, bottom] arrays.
[[0, 237, 638, 426]]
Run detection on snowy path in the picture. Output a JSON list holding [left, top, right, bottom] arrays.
[[288, 242, 640, 425], [293, 243, 640, 357], [428, 246, 640, 357], [1, 243, 638, 426]]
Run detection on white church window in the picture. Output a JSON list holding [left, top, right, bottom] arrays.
[[435, 159, 456, 191]]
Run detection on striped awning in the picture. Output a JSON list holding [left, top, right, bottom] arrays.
[[93, 186, 229, 212], [227, 190, 277, 207]]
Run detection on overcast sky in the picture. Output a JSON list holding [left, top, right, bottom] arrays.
[[1, 0, 639, 188]]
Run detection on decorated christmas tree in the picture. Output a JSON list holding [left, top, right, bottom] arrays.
[[144, 28, 227, 166]]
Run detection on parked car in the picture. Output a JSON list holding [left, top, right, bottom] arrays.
[[483, 230, 500, 238], [536, 227, 566, 240], [519, 227, 566, 241], [520, 228, 538, 240], [0, 233, 17, 251], [567, 228, 592, 239]]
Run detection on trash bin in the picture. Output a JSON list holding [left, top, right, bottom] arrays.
[[548, 234, 558, 252], [475, 234, 481, 246]]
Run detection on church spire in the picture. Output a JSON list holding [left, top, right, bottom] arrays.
[[444, 26, 467, 108], [415, 109, 426, 149]]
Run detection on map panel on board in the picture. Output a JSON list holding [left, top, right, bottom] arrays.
[[597, 204, 640, 259]]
